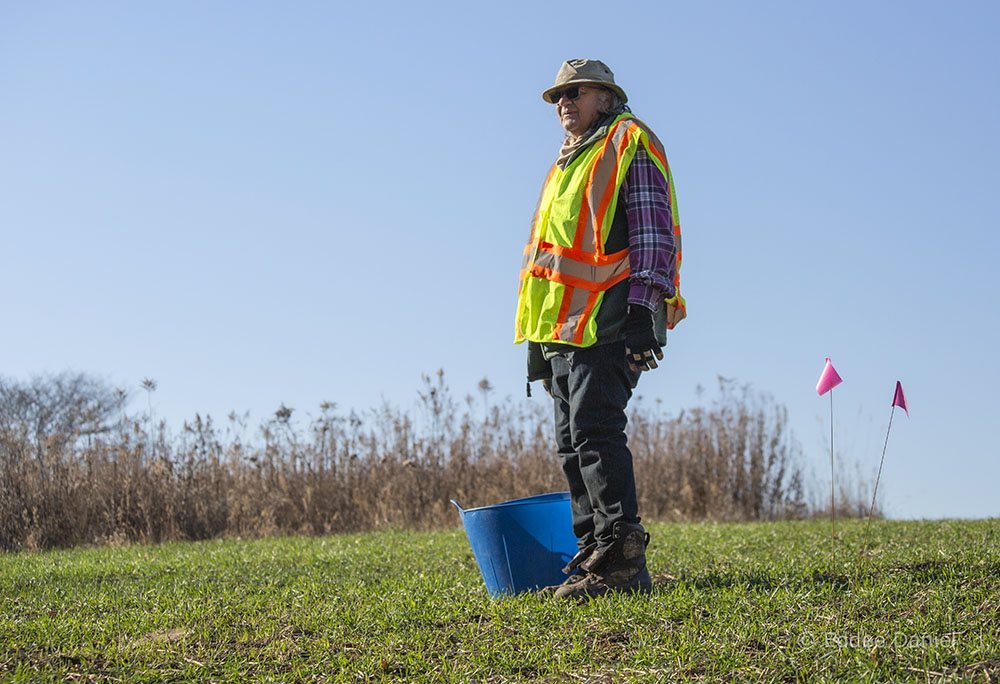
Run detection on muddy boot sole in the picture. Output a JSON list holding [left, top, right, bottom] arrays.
[[537, 571, 587, 597], [553, 566, 652, 602]]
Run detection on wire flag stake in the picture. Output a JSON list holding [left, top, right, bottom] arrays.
[[816, 358, 843, 574], [858, 381, 908, 572]]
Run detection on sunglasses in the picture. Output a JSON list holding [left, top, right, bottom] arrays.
[[548, 85, 588, 103]]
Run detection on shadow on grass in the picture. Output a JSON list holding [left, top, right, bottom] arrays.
[[650, 559, 997, 593]]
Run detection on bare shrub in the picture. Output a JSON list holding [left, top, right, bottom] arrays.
[[0, 372, 127, 461], [1, 371, 864, 551]]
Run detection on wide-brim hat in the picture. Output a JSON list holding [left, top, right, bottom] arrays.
[[542, 58, 628, 104]]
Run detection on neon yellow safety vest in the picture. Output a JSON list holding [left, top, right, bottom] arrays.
[[515, 113, 685, 347]]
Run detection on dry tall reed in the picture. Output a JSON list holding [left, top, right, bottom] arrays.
[[2, 372, 829, 551]]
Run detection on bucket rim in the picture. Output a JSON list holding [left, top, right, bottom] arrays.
[[456, 491, 569, 514]]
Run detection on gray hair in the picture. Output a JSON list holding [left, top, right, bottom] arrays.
[[597, 87, 627, 116]]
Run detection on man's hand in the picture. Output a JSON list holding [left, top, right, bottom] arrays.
[[542, 378, 553, 397], [623, 305, 663, 372]]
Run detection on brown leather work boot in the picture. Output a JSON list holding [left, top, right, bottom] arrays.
[[552, 522, 651, 602], [537, 543, 597, 596]]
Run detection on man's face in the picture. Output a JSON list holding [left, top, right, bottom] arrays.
[[554, 85, 607, 137]]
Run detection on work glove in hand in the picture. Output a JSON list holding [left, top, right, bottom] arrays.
[[623, 305, 663, 372]]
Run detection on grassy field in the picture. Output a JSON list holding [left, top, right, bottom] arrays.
[[2, 519, 998, 683]]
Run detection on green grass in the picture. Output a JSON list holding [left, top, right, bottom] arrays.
[[2, 519, 999, 683]]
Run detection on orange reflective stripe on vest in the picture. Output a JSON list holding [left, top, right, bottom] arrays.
[[521, 245, 630, 290]]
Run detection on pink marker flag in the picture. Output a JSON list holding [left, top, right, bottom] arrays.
[[816, 357, 843, 396], [892, 381, 909, 417]]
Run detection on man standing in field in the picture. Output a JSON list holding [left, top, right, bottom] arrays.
[[515, 59, 684, 601]]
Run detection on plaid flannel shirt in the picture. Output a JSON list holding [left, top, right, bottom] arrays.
[[621, 146, 676, 311]]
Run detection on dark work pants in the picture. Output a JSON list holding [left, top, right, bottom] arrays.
[[550, 340, 641, 550]]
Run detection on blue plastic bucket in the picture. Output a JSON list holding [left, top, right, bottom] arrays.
[[451, 492, 578, 598]]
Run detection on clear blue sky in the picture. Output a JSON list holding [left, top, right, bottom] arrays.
[[2, 1, 997, 519]]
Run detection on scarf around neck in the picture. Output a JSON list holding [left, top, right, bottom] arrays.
[[553, 106, 629, 170]]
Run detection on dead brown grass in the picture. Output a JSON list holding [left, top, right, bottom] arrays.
[[1, 372, 840, 551]]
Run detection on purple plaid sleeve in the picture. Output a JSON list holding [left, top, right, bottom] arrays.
[[621, 147, 676, 311]]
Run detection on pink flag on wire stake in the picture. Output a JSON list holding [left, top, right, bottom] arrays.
[[816, 358, 843, 396], [892, 381, 909, 417]]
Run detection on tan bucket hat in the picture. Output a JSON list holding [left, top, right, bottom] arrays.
[[542, 58, 628, 104]]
